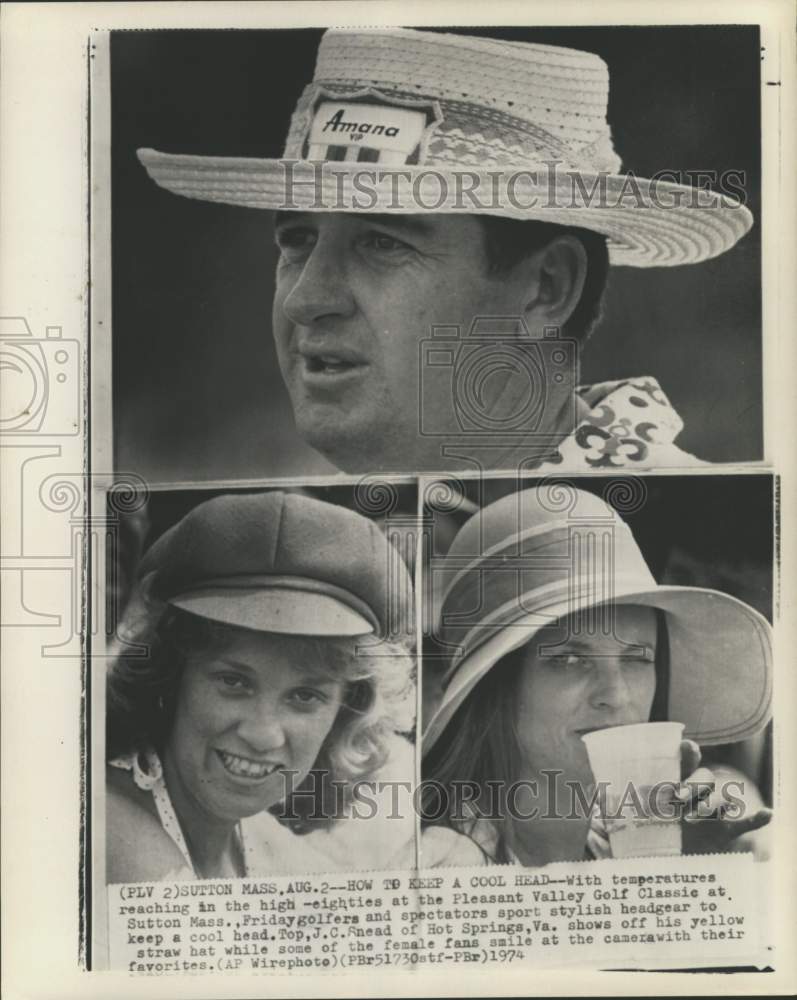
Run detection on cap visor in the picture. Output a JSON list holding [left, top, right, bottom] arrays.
[[170, 585, 375, 637]]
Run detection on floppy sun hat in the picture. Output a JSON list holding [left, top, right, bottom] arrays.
[[422, 486, 772, 752], [138, 27, 753, 268], [135, 491, 412, 640]]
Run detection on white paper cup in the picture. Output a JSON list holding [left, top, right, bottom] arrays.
[[581, 721, 684, 858]]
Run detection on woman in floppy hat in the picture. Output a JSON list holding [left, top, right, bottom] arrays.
[[106, 491, 415, 882], [421, 485, 772, 866]]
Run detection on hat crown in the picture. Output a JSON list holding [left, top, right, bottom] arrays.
[[138, 491, 412, 640], [283, 27, 622, 173], [435, 487, 655, 669], [445, 485, 621, 564]]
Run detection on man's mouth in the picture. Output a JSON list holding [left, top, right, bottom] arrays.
[[298, 348, 367, 379], [307, 355, 355, 375], [216, 750, 281, 780]]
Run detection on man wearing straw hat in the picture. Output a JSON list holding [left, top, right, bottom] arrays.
[[421, 485, 772, 866], [138, 28, 753, 474]]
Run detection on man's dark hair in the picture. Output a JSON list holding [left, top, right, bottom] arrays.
[[478, 216, 610, 344]]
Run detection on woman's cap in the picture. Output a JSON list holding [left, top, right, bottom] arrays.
[[137, 491, 412, 640], [137, 27, 752, 269], [423, 486, 772, 751]]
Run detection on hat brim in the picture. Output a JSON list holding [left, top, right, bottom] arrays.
[[422, 584, 771, 753], [138, 149, 752, 269], [170, 585, 375, 637]]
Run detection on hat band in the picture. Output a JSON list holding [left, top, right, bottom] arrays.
[[286, 81, 621, 174], [437, 519, 650, 647], [169, 573, 381, 634], [438, 518, 636, 605]]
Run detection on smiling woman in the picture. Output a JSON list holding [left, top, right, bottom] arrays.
[[105, 490, 416, 883]]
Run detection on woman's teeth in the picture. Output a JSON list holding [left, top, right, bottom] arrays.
[[217, 750, 278, 779]]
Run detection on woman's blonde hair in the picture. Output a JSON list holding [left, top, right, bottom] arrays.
[[108, 601, 415, 828]]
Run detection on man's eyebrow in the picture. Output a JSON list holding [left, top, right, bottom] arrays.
[[218, 658, 256, 674], [356, 214, 436, 237], [274, 210, 306, 229], [273, 211, 436, 237]]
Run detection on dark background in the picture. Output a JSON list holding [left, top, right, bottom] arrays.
[[424, 473, 774, 616], [110, 26, 762, 482]]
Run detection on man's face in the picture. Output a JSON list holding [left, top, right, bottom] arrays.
[[513, 606, 658, 789], [272, 212, 527, 472]]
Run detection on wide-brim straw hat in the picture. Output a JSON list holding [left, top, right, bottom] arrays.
[[423, 486, 771, 752], [137, 28, 752, 269], [134, 491, 412, 641]]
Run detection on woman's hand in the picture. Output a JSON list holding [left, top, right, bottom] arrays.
[[675, 740, 772, 859]]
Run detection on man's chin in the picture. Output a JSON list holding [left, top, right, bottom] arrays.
[[296, 412, 400, 473], [297, 417, 463, 473]]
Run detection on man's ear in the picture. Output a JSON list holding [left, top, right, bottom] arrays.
[[517, 235, 588, 331]]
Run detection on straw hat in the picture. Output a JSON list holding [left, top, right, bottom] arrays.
[[136, 491, 412, 640], [423, 487, 771, 751], [138, 28, 752, 268]]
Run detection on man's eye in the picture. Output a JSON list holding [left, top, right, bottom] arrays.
[[362, 231, 410, 252], [275, 227, 316, 256]]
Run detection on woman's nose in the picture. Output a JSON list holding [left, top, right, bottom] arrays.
[[279, 241, 356, 327], [588, 658, 633, 711], [236, 701, 286, 753]]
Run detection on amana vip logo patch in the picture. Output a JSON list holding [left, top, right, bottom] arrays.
[[305, 92, 442, 165]]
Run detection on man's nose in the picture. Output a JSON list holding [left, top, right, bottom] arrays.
[[279, 240, 356, 326], [236, 700, 286, 753], [588, 658, 633, 712]]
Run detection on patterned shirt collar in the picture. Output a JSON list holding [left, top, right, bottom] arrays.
[[486, 376, 700, 472]]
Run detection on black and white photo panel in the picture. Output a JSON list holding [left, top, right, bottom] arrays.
[[102, 482, 419, 884], [419, 474, 773, 870], [111, 26, 762, 482]]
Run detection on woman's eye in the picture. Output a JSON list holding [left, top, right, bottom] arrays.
[[214, 673, 251, 693], [287, 687, 326, 709], [547, 653, 587, 669]]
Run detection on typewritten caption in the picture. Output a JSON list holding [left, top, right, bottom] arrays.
[[108, 854, 766, 973]]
